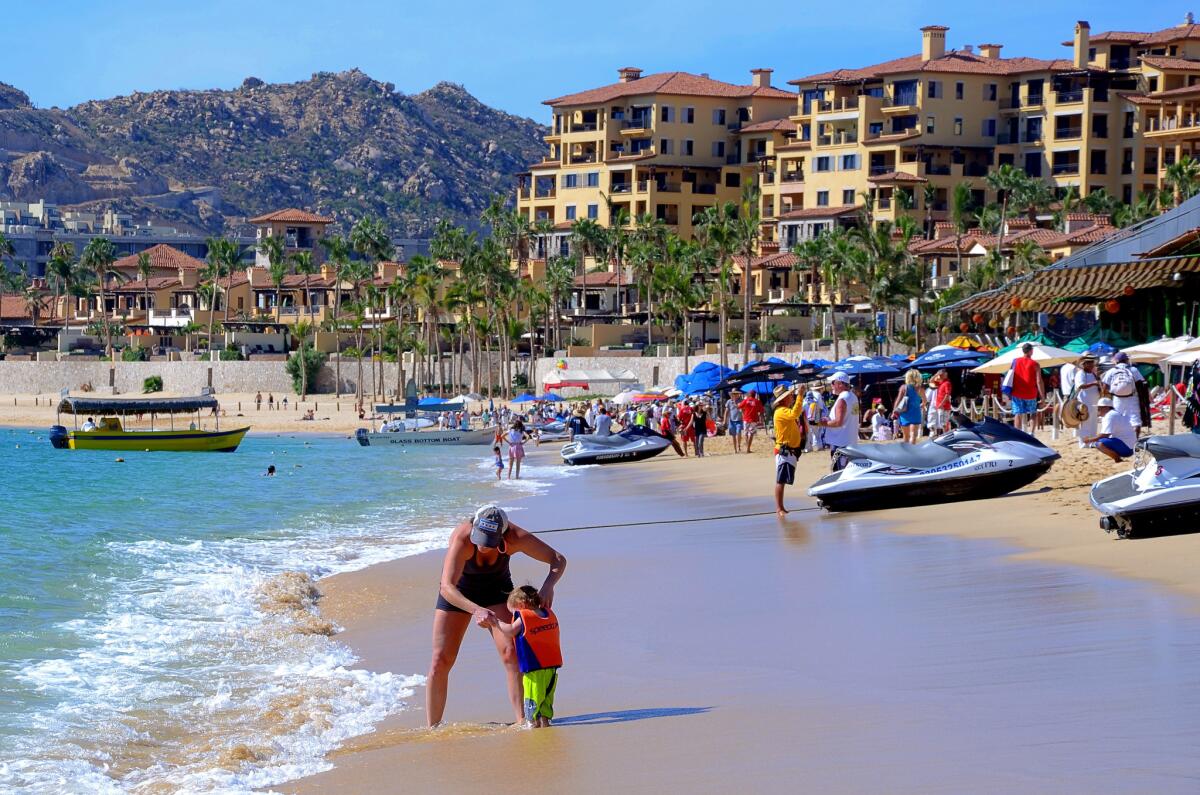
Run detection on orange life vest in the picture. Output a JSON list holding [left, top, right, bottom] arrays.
[[514, 608, 562, 673]]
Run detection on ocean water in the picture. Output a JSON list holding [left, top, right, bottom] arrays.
[[0, 428, 573, 793]]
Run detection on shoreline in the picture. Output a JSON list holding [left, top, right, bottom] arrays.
[[286, 430, 1200, 793]]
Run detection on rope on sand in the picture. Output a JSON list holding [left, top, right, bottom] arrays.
[[533, 508, 822, 535]]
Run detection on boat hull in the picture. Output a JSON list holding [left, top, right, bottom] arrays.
[[355, 427, 496, 446], [60, 426, 249, 452], [810, 460, 1055, 512]]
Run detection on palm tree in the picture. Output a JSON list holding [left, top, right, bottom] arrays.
[[922, 183, 937, 238], [544, 254, 575, 353], [984, 164, 1030, 267], [45, 243, 79, 324], [949, 181, 975, 274], [1164, 155, 1200, 206], [387, 273, 414, 398], [1113, 193, 1159, 227], [319, 235, 353, 395], [653, 238, 703, 372], [569, 218, 605, 320], [256, 233, 288, 321], [733, 183, 762, 364], [135, 251, 154, 321], [627, 213, 669, 349], [602, 198, 631, 316], [24, 283, 43, 327], [694, 202, 739, 370], [852, 219, 919, 343], [0, 232, 14, 265], [290, 250, 318, 326], [1083, 188, 1122, 220], [80, 237, 119, 356], [1008, 238, 1050, 276]]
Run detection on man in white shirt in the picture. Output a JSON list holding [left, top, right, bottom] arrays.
[[593, 407, 613, 436], [816, 372, 861, 470], [1059, 361, 1077, 399], [1084, 398, 1137, 461], [81, 417, 97, 432], [1101, 352, 1145, 431], [1073, 355, 1101, 448]]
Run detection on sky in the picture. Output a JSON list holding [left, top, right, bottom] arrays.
[[4, 1, 1187, 121]]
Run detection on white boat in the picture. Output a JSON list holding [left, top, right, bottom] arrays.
[[355, 426, 497, 446]]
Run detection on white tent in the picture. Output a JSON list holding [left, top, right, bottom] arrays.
[[971, 344, 1080, 375], [1162, 337, 1200, 366], [1122, 336, 1197, 364], [542, 368, 639, 391]]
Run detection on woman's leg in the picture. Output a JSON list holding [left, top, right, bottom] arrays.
[[427, 609, 471, 726], [484, 601, 524, 723]]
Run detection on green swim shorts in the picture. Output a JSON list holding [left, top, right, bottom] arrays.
[[522, 668, 558, 722]]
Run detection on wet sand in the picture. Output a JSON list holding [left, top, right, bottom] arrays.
[[288, 436, 1200, 794]]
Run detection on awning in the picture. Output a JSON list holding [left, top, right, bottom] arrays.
[[57, 395, 219, 415], [542, 368, 638, 390]]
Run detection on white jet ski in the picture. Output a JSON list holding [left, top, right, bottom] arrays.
[[560, 425, 672, 466], [1090, 433, 1200, 539], [534, 420, 572, 443], [808, 413, 1059, 512]]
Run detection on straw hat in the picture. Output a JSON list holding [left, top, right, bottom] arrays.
[[1061, 399, 1088, 428], [772, 383, 799, 401]]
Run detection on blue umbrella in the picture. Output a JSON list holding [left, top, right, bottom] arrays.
[[511, 393, 537, 403], [676, 361, 735, 395], [1087, 341, 1118, 357], [798, 358, 834, 369], [905, 348, 994, 370], [538, 393, 564, 402], [820, 357, 901, 376]]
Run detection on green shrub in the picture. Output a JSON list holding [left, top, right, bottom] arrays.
[[285, 345, 327, 394], [143, 375, 163, 393], [511, 372, 529, 389], [219, 348, 243, 361], [121, 347, 149, 362]]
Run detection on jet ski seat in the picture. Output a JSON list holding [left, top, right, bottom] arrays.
[[840, 440, 961, 469], [1143, 434, 1200, 461]]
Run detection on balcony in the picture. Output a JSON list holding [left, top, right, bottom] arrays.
[[148, 308, 193, 328], [877, 196, 892, 209], [1144, 113, 1200, 138], [569, 122, 598, 133], [816, 97, 859, 115], [868, 164, 896, 176], [1051, 162, 1080, 176], [767, 289, 790, 303], [883, 94, 918, 110], [610, 183, 633, 194], [570, 153, 598, 164], [622, 119, 652, 133], [1054, 126, 1083, 141], [534, 187, 556, 199], [1054, 90, 1084, 105], [817, 132, 858, 147], [781, 170, 805, 182]]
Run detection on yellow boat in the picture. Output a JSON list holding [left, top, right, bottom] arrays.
[[50, 394, 250, 453]]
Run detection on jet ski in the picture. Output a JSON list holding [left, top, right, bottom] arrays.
[[534, 420, 572, 443], [1090, 433, 1200, 539], [808, 413, 1059, 512], [560, 425, 672, 466]]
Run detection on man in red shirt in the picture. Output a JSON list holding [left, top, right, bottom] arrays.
[[1009, 343, 1044, 431], [932, 369, 953, 434], [676, 401, 694, 457], [738, 391, 765, 454]]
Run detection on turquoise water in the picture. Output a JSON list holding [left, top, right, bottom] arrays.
[[0, 428, 572, 793]]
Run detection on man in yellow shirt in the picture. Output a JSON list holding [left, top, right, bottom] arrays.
[[772, 384, 807, 517]]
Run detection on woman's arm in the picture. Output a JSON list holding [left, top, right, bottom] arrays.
[[438, 525, 494, 624], [508, 523, 567, 609]]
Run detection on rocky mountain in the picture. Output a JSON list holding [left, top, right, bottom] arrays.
[[0, 71, 547, 237]]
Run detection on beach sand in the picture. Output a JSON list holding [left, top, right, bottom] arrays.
[[285, 426, 1200, 794]]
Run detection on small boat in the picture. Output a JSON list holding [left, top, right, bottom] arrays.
[[560, 425, 672, 465], [808, 413, 1059, 512], [49, 395, 249, 453], [1091, 433, 1200, 539], [354, 426, 497, 446]]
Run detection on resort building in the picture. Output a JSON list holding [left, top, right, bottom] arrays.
[[762, 17, 1200, 251], [515, 67, 796, 248]]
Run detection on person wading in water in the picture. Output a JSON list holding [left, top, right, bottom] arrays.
[[428, 505, 567, 727]]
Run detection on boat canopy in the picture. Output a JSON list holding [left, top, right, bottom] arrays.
[[57, 395, 220, 415]]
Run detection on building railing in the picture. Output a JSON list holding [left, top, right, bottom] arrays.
[[781, 171, 805, 182], [1051, 162, 1080, 176], [816, 97, 859, 113], [610, 183, 632, 194], [1055, 89, 1084, 104], [868, 164, 895, 176], [925, 164, 951, 175], [534, 188, 557, 198], [883, 94, 918, 108], [1144, 114, 1200, 133], [570, 153, 598, 164], [623, 118, 652, 130], [1054, 126, 1083, 140], [569, 122, 598, 132], [694, 184, 717, 194]]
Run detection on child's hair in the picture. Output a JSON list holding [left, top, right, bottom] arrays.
[[493, 445, 501, 453], [506, 584, 542, 611]]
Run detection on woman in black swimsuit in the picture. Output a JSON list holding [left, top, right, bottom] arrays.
[[428, 505, 566, 727]]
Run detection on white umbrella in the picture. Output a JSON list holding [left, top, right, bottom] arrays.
[[1162, 337, 1200, 366], [1123, 336, 1196, 364], [971, 344, 1080, 375], [611, 389, 640, 406]]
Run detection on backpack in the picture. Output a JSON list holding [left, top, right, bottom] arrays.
[[1107, 364, 1136, 398]]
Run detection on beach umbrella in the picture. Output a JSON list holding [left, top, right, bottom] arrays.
[[1085, 341, 1118, 357], [1122, 336, 1196, 364], [906, 348, 993, 370], [537, 393, 565, 402], [970, 344, 1080, 374], [1162, 337, 1200, 365], [800, 358, 834, 369], [511, 393, 537, 403], [715, 358, 820, 393], [675, 361, 734, 395], [820, 357, 900, 376]]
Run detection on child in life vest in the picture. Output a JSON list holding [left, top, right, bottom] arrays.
[[496, 585, 562, 727]]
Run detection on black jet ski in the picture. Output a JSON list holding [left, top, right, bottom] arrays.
[[808, 413, 1060, 511], [1091, 433, 1200, 539], [560, 425, 672, 465]]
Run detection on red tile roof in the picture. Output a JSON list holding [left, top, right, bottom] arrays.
[[0, 294, 54, 320], [111, 277, 182, 292], [545, 71, 795, 107], [867, 171, 928, 184], [738, 118, 797, 134], [573, 271, 629, 287], [1140, 23, 1200, 45], [112, 243, 206, 272], [732, 252, 801, 270], [776, 205, 860, 221], [1061, 30, 1148, 45], [247, 208, 334, 224], [1139, 55, 1200, 71], [1118, 92, 1160, 106], [1147, 83, 1200, 99], [790, 50, 1070, 85]]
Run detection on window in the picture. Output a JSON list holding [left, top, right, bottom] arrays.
[[565, 205, 577, 220], [724, 172, 740, 188], [684, 106, 695, 123], [954, 117, 963, 135], [986, 83, 997, 101], [712, 108, 726, 125], [587, 204, 599, 219], [839, 153, 858, 170], [660, 105, 673, 123], [1122, 147, 1134, 175], [683, 139, 694, 156], [1090, 150, 1107, 175], [562, 173, 578, 188], [1094, 84, 1108, 102], [660, 138, 673, 155], [816, 190, 830, 206], [927, 80, 941, 99], [926, 115, 935, 133], [1123, 111, 1135, 138], [586, 172, 599, 187], [842, 188, 855, 205], [814, 155, 832, 172], [868, 121, 883, 136], [1148, 76, 1158, 92], [712, 141, 725, 157], [955, 82, 964, 100], [1092, 113, 1108, 139], [981, 118, 997, 137]]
